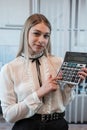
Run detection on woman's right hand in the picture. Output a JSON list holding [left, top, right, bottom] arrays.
[[37, 74, 62, 99]]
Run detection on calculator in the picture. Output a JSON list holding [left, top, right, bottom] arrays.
[[57, 52, 87, 85]]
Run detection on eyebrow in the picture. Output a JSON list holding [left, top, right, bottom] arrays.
[[33, 29, 51, 35]]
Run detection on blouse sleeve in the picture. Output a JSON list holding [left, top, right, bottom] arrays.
[[61, 83, 76, 106], [0, 64, 42, 123]]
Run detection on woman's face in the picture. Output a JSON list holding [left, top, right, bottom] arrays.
[[28, 22, 50, 55]]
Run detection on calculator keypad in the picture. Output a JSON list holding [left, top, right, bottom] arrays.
[[59, 62, 86, 85]]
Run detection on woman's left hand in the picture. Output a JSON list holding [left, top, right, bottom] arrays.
[[78, 67, 87, 80]]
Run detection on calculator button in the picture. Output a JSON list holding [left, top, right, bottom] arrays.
[[59, 61, 86, 85]]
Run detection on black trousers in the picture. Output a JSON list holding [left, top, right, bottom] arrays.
[[12, 117, 69, 130]]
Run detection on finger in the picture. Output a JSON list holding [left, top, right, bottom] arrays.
[[78, 74, 86, 80], [52, 80, 58, 85], [80, 68, 87, 77], [48, 75, 52, 79], [57, 71, 63, 77], [56, 75, 63, 80], [78, 71, 87, 78], [81, 67, 87, 73]]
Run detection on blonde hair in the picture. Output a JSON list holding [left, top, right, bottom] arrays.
[[16, 13, 52, 62]]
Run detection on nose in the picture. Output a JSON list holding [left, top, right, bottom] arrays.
[[39, 35, 45, 43]]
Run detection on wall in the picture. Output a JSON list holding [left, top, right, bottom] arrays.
[[0, 0, 30, 65]]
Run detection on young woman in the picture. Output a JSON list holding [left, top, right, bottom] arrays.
[[0, 13, 87, 130]]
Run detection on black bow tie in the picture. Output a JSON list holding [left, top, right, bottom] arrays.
[[29, 53, 44, 65], [30, 57, 41, 65]]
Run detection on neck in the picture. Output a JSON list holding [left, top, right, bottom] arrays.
[[29, 51, 44, 59]]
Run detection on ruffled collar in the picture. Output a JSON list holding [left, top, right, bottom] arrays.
[[29, 52, 44, 60], [21, 52, 44, 59]]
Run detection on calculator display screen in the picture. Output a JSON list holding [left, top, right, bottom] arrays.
[[64, 52, 87, 64], [67, 56, 87, 63]]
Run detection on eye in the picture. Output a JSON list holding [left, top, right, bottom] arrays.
[[33, 32, 40, 37], [44, 34, 50, 39]]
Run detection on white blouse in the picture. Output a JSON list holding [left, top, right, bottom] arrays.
[[0, 55, 75, 123]]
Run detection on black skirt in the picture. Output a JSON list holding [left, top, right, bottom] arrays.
[[12, 113, 68, 130]]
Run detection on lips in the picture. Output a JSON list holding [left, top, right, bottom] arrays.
[[36, 44, 44, 48]]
